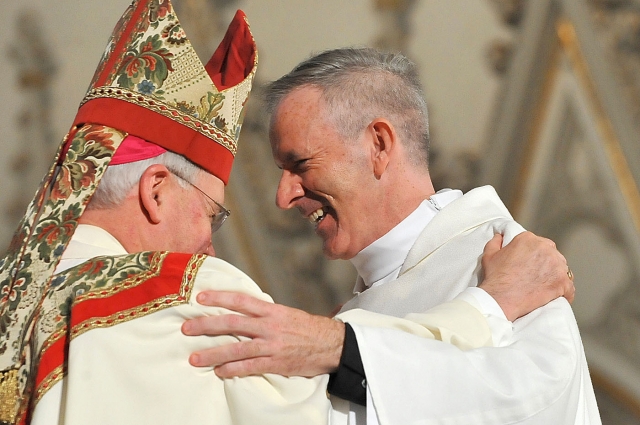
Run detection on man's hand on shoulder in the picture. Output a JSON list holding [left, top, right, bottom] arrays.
[[182, 291, 345, 378], [479, 231, 575, 321]]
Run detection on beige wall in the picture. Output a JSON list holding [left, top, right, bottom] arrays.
[[0, 0, 505, 249]]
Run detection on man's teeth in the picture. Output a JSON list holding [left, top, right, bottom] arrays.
[[309, 208, 325, 223]]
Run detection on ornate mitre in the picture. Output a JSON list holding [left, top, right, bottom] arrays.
[[0, 1, 257, 423], [74, 0, 257, 183]]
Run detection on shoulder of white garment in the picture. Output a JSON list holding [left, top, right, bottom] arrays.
[[194, 256, 274, 304]]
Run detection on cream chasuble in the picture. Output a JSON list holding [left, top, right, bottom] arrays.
[[31, 225, 499, 425]]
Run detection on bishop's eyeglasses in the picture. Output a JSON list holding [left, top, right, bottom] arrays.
[[170, 170, 230, 233]]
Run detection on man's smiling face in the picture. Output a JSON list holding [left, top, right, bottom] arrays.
[[269, 86, 384, 260]]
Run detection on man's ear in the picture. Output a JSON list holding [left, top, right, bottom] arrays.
[[368, 118, 397, 179], [139, 164, 172, 224]]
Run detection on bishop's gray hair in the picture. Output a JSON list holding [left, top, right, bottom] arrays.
[[264, 47, 430, 166], [87, 151, 202, 210]]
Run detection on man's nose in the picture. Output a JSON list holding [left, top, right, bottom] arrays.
[[275, 170, 304, 209]]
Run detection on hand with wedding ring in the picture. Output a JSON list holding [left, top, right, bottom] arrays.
[[479, 231, 575, 321]]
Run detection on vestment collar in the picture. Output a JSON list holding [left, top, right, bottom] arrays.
[[350, 189, 462, 293], [61, 224, 128, 259]]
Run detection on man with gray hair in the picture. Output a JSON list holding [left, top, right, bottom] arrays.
[[184, 47, 599, 424]]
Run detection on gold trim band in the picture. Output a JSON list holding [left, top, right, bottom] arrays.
[[82, 87, 238, 155]]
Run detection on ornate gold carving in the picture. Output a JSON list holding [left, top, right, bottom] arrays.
[[4, 10, 58, 251], [557, 19, 640, 234], [510, 18, 640, 231], [486, 0, 524, 75], [588, 0, 640, 131], [510, 38, 562, 218], [82, 87, 238, 155], [488, 0, 525, 26], [0, 367, 18, 424], [590, 367, 640, 421], [487, 40, 515, 75], [372, 0, 417, 52]]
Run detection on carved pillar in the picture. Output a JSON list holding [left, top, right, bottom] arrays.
[[4, 11, 57, 250]]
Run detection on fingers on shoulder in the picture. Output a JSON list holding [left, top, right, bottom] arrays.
[[215, 356, 279, 378], [199, 290, 275, 316]]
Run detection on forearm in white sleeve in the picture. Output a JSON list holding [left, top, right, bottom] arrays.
[[350, 298, 595, 425]]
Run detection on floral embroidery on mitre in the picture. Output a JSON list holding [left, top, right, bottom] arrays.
[[149, 0, 170, 24], [82, 0, 257, 158], [161, 23, 187, 46], [116, 33, 174, 96]]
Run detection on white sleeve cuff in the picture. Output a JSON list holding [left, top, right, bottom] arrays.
[[454, 287, 514, 346]]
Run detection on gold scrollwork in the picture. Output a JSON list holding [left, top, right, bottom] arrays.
[[0, 367, 19, 424]]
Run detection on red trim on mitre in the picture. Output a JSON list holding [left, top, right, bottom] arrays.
[[73, 98, 234, 184], [34, 253, 194, 398], [206, 10, 257, 90]]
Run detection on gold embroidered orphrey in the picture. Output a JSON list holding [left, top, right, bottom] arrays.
[[32, 251, 206, 407], [0, 123, 208, 423], [0, 125, 126, 423]]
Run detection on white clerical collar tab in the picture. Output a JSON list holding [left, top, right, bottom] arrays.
[[350, 189, 463, 292]]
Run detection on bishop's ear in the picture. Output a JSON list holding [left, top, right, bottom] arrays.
[[139, 164, 172, 224], [369, 118, 397, 179]]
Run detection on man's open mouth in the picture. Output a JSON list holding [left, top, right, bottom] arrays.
[[308, 207, 327, 224]]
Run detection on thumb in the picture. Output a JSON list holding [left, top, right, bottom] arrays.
[[483, 233, 504, 261]]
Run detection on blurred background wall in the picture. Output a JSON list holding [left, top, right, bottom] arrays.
[[1, 0, 639, 423]]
